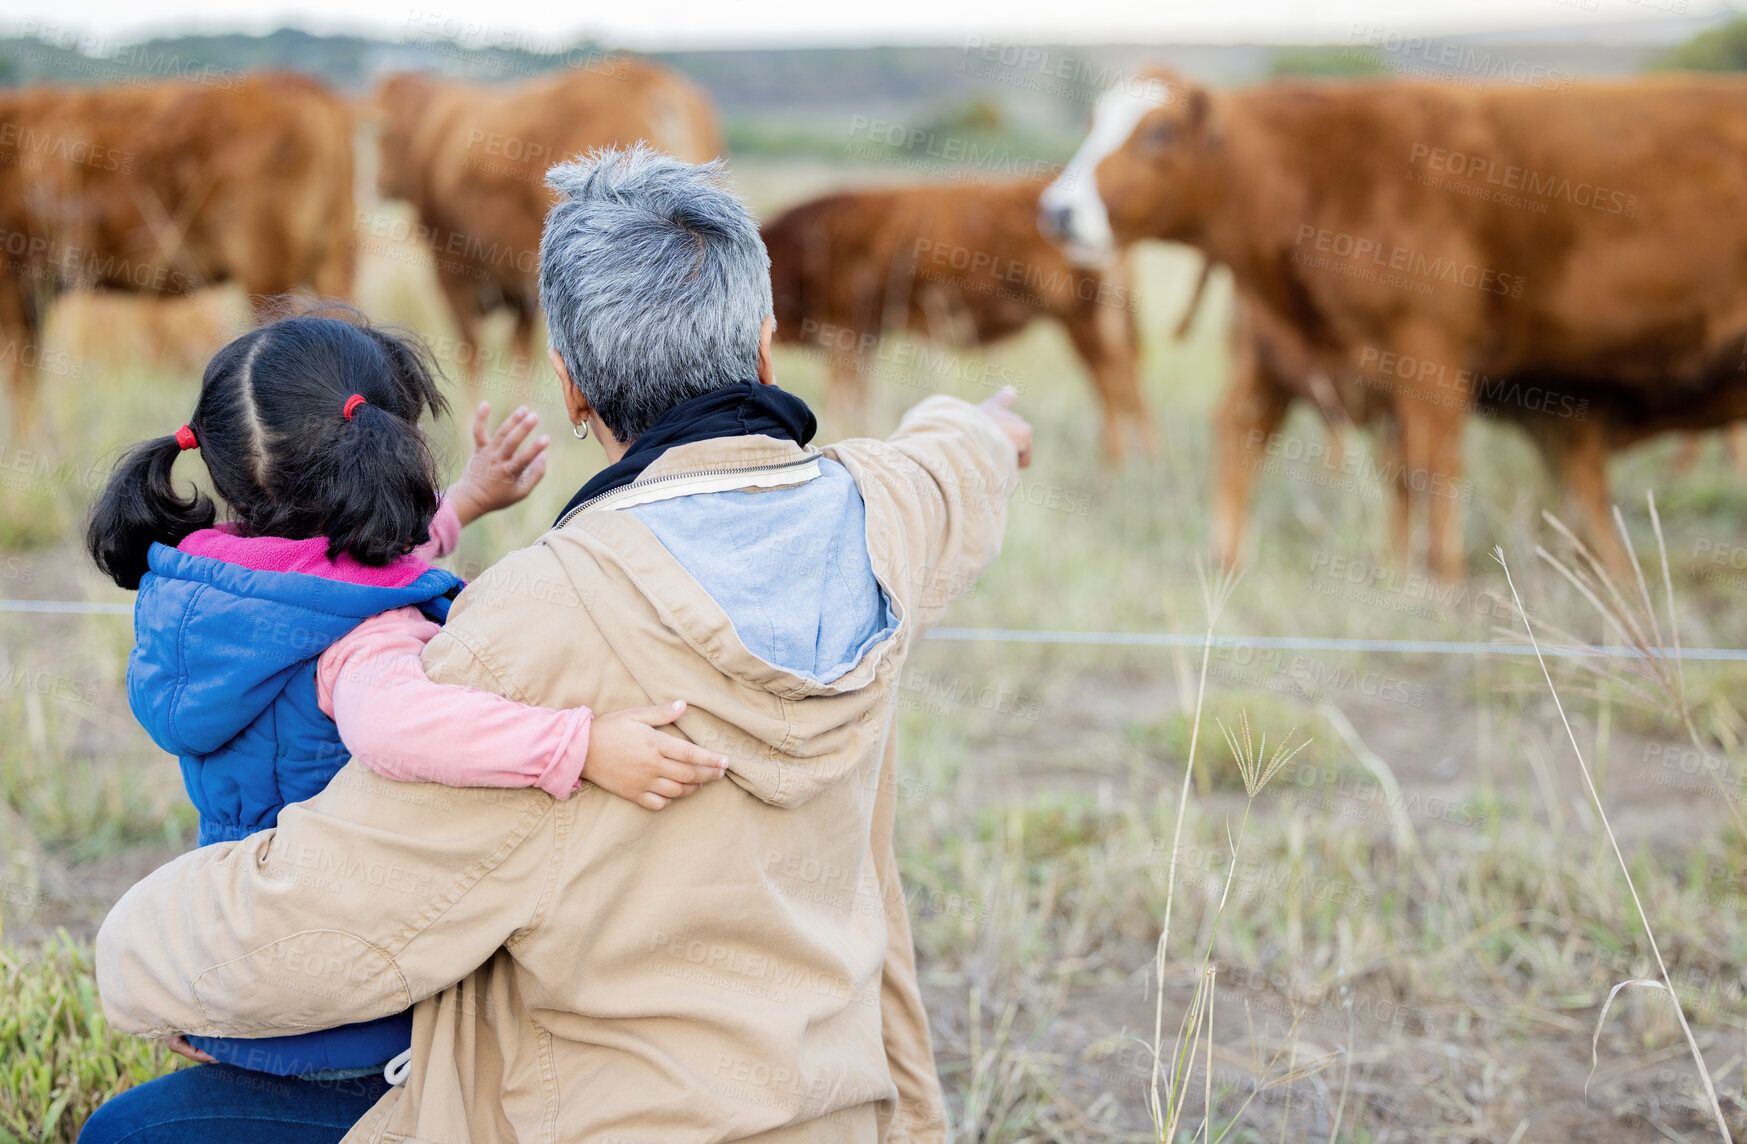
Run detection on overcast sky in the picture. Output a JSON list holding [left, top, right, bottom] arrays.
[[4, 0, 1738, 50]]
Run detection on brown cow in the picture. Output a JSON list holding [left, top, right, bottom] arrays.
[[0, 73, 355, 433], [374, 58, 722, 390], [763, 180, 1150, 456], [1043, 70, 1747, 578]]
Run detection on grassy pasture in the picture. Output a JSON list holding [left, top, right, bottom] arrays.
[[3, 156, 1747, 1142]]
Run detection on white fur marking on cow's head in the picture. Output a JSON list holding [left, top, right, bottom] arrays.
[[1039, 81, 1170, 268]]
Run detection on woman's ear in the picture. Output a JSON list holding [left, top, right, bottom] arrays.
[[549, 348, 593, 426], [756, 316, 776, 386]]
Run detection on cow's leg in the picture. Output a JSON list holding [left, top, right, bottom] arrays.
[[823, 347, 870, 437], [1672, 432, 1704, 473], [1558, 414, 1631, 578], [1730, 425, 1747, 473], [1395, 392, 1468, 582], [1525, 411, 1631, 579], [1375, 420, 1412, 563], [0, 279, 43, 438], [510, 308, 535, 372], [311, 212, 356, 302], [432, 266, 486, 403], [508, 300, 538, 401], [1212, 333, 1292, 570], [1063, 301, 1152, 464]]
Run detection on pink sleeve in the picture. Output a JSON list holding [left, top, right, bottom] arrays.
[[413, 496, 462, 561], [316, 606, 591, 799]]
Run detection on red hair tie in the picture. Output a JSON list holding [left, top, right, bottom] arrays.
[[174, 425, 197, 451], [342, 394, 368, 420]]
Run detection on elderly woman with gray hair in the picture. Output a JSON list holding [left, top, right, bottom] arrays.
[[88, 144, 1030, 1143]]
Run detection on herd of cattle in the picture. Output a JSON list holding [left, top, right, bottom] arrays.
[[2, 57, 1745, 578]]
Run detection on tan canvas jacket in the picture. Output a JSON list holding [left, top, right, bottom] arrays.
[[96, 395, 1018, 1144]]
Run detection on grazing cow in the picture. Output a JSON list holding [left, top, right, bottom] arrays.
[[1042, 70, 1747, 578], [0, 73, 355, 433], [763, 180, 1150, 456], [374, 59, 722, 388]]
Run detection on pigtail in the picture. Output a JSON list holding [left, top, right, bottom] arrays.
[[310, 323, 447, 565], [318, 400, 441, 565], [86, 434, 216, 590], [363, 324, 448, 423], [124, 309, 453, 569]]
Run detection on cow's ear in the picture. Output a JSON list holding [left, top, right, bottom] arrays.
[[1186, 86, 1221, 145], [1185, 87, 1209, 129]]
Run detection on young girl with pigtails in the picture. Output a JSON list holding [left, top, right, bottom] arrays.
[[85, 310, 728, 1082]]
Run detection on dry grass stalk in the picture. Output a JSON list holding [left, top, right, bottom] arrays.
[[1496, 538, 1731, 1144], [1532, 499, 1745, 840], [1149, 559, 1241, 1137], [1148, 632, 1313, 1142]]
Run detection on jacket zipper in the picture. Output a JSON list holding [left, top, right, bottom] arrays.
[[555, 450, 822, 529]]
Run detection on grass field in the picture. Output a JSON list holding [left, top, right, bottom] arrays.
[[5, 155, 1747, 1142]]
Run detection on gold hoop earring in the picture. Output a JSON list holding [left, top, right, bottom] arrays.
[[572, 422, 589, 441]]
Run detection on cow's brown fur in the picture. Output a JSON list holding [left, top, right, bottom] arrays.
[[1077, 70, 1747, 578], [763, 180, 1151, 456], [0, 73, 355, 433], [374, 59, 722, 390]]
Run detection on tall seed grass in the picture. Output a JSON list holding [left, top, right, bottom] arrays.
[[1499, 493, 1736, 1144]]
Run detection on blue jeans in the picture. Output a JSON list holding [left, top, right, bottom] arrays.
[[78, 1063, 390, 1144]]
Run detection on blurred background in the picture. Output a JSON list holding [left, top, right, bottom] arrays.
[[7, 3, 1747, 1142]]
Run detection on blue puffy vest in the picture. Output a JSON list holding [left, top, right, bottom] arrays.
[[127, 540, 464, 1077]]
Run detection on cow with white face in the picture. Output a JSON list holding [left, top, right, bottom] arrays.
[[1040, 69, 1370, 574], [1040, 75, 1210, 267], [1039, 65, 1747, 583]]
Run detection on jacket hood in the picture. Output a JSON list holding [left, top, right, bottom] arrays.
[[527, 438, 909, 811], [566, 511, 907, 811], [129, 542, 462, 759]]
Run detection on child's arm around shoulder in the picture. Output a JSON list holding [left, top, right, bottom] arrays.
[[318, 608, 729, 809], [318, 607, 589, 798], [411, 496, 463, 561]]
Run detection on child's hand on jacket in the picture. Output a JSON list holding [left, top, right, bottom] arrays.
[[585, 701, 729, 810], [164, 1034, 216, 1064], [448, 402, 551, 525]]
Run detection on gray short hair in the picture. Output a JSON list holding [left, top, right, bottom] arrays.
[[539, 145, 773, 443]]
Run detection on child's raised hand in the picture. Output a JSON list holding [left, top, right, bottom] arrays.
[[585, 700, 729, 811], [448, 402, 551, 526]]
